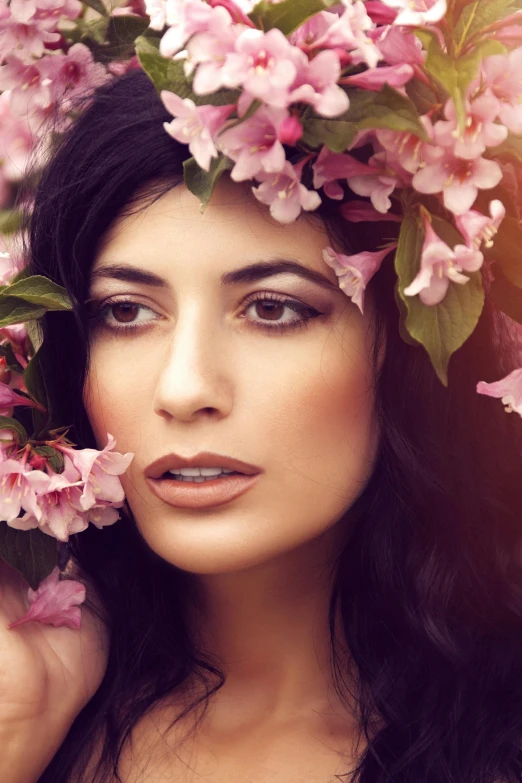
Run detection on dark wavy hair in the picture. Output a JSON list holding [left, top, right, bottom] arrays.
[[20, 68, 522, 782]]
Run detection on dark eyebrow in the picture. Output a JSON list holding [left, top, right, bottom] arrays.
[[90, 258, 340, 293]]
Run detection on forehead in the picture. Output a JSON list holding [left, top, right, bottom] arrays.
[[94, 176, 339, 285]]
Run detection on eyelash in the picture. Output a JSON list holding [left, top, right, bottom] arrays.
[[86, 292, 322, 336]]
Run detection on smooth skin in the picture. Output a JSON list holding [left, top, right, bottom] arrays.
[[81, 177, 379, 781]]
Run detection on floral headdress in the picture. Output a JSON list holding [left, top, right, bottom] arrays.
[[1, 0, 522, 626]]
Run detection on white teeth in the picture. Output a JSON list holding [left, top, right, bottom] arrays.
[[167, 467, 235, 477]]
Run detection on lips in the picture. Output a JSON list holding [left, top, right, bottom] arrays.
[[145, 451, 262, 479], [146, 471, 262, 509]]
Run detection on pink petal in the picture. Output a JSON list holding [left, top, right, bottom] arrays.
[[477, 367, 522, 415], [443, 181, 478, 215], [419, 274, 450, 306], [0, 382, 41, 410], [8, 567, 86, 630], [343, 64, 414, 90]]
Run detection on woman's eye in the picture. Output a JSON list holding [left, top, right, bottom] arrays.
[[89, 300, 160, 331], [241, 295, 321, 333]]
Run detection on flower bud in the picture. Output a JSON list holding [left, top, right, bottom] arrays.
[[278, 116, 303, 146], [29, 453, 47, 470]]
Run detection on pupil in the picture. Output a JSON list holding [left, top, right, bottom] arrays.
[[113, 303, 138, 323]]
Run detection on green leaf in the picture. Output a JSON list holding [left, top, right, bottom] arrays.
[[248, 0, 338, 34], [0, 298, 47, 327], [455, 0, 514, 51], [81, 0, 109, 16], [62, 15, 109, 47], [0, 415, 27, 445], [405, 77, 442, 116], [301, 85, 428, 152], [0, 526, 57, 590], [183, 155, 234, 212], [490, 265, 522, 324], [5, 276, 72, 310], [9, 267, 31, 286], [33, 445, 64, 474], [0, 343, 24, 374], [24, 348, 50, 436], [0, 209, 23, 235], [395, 213, 485, 385], [135, 36, 240, 106], [418, 30, 505, 130], [486, 216, 522, 288], [25, 319, 43, 354]]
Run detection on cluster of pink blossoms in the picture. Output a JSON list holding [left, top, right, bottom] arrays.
[[0, 0, 109, 136], [0, 432, 133, 543]]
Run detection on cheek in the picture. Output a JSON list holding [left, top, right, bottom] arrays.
[[82, 342, 150, 451], [263, 320, 378, 489]]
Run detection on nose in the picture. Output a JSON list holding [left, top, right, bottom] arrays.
[[152, 302, 234, 423]]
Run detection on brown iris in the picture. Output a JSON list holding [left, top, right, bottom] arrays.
[[111, 303, 140, 323]]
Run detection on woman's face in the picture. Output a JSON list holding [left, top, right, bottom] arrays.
[[83, 177, 380, 575]]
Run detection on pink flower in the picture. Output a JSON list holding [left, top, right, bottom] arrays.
[[434, 96, 508, 160], [412, 147, 502, 216], [185, 6, 240, 94], [477, 367, 522, 416], [159, 0, 215, 58], [376, 117, 433, 175], [379, 0, 447, 26], [0, 381, 43, 414], [482, 49, 522, 135], [375, 26, 424, 67], [0, 54, 54, 117], [221, 28, 299, 107], [340, 200, 402, 222], [161, 91, 235, 170], [252, 161, 321, 223], [313, 147, 373, 200], [347, 151, 402, 213], [0, 459, 50, 523], [404, 216, 483, 306], [45, 44, 109, 112], [342, 63, 414, 91], [144, 0, 167, 31], [8, 567, 86, 630], [291, 5, 381, 69], [0, 0, 62, 64], [56, 434, 133, 513], [322, 245, 395, 313], [455, 200, 506, 251], [33, 0, 82, 27], [364, 0, 398, 25], [21, 486, 88, 541], [217, 106, 288, 181], [288, 49, 349, 117]]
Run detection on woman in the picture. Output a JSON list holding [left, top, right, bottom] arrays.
[[1, 67, 522, 783]]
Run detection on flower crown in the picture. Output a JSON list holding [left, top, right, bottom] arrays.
[[0, 0, 522, 625]]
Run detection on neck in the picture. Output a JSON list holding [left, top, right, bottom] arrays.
[[186, 525, 353, 730]]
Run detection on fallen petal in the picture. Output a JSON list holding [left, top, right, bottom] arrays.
[[8, 567, 86, 630]]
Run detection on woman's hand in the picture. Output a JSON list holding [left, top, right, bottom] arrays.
[[0, 559, 109, 783]]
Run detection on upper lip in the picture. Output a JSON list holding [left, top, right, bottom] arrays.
[[145, 451, 262, 479]]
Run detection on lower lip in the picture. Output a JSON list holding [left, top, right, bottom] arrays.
[[146, 473, 262, 509]]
